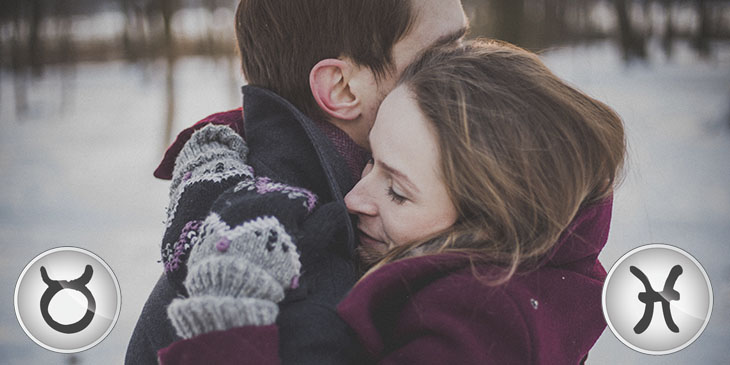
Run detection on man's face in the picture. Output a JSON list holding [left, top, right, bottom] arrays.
[[352, 0, 468, 150]]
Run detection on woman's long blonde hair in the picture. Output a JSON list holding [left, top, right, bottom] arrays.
[[366, 40, 625, 284]]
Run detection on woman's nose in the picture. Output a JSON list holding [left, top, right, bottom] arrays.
[[345, 180, 377, 216]]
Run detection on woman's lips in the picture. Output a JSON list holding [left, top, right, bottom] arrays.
[[357, 228, 386, 247]]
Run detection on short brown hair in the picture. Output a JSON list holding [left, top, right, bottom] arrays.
[[235, 0, 415, 120], [369, 40, 625, 283]]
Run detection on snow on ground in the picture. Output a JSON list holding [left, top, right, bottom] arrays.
[[542, 39, 730, 364], [0, 56, 242, 364]]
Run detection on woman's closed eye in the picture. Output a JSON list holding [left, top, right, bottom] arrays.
[[386, 186, 407, 204]]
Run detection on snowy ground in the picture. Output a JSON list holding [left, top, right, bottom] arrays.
[[0, 39, 728, 364], [0, 57, 244, 364], [542, 40, 730, 365]]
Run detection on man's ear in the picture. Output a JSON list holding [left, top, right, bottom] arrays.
[[309, 59, 361, 120]]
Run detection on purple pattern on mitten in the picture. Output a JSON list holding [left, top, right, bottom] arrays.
[[163, 220, 202, 274], [253, 177, 318, 213]]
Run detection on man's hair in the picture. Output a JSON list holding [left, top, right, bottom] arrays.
[[235, 0, 415, 120]]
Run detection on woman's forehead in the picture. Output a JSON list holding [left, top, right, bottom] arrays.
[[370, 87, 441, 181]]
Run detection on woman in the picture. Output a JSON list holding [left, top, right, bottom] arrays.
[[339, 39, 624, 363], [159, 40, 625, 364]]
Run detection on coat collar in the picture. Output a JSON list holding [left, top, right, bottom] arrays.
[[241, 85, 358, 254], [341, 196, 614, 310], [337, 197, 613, 357], [545, 196, 613, 267]]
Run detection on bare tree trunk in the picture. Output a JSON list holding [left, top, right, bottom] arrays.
[[120, 0, 137, 61], [161, 0, 177, 150], [163, 54, 176, 151], [491, 0, 525, 45], [0, 29, 3, 109], [543, 0, 567, 44], [615, 0, 646, 60], [56, 1, 75, 115], [662, 0, 675, 58], [28, 0, 43, 76], [11, 11, 27, 117], [694, 0, 710, 57], [228, 53, 240, 107]]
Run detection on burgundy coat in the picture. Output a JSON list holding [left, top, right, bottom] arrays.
[[338, 197, 612, 364], [158, 198, 612, 364]]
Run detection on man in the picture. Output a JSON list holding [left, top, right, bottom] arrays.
[[126, 1, 468, 363]]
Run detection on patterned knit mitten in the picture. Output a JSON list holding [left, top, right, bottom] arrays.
[[167, 214, 302, 339], [167, 171, 318, 339], [169, 123, 250, 199], [161, 124, 253, 287]]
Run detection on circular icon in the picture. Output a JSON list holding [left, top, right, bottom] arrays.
[[14, 247, 121, 353], [602, 243, 712, 355]]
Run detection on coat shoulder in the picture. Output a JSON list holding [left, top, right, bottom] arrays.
[[397, 262, 605, 364]]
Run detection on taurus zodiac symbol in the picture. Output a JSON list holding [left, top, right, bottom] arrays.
[[40, 265, 96, 334], [630, 265, 682, 334]]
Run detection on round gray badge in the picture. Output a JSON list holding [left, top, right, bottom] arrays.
[[14, 247, 121, 353], [602, 243, 712, 355]]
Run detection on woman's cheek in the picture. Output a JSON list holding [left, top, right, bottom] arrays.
[[384, 206, 417, 246]]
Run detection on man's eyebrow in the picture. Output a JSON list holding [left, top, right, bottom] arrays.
[[380, 160, 421, 194], [432, 26, 469, 48]]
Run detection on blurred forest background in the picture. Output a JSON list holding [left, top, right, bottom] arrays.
[[1, 0, 729, 139], [1, 1, 729, 364]]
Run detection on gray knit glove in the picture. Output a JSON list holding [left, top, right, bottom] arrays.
[[167, 214, 302, 339], [170, 123, 249, 197], [165, 122, 320, 339], [161, 124, 257, 290], [164, 124, 251, 232]]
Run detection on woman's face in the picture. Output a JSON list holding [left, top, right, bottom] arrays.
[[344, 86, 458, 261]]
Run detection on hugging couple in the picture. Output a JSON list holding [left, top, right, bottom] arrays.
[[127, 1, 625, 364]]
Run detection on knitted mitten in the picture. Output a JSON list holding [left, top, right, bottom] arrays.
[[161, 124, 253, 288], [167, 164, 319, 339], [167, 215, 302, 338], [168, 123, 251, 215]]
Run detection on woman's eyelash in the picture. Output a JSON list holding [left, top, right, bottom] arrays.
[[370, 158, 406, 204], [386, 186, 407, 204]]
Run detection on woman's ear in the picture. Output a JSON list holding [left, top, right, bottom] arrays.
[[309, 59, 361, 120]]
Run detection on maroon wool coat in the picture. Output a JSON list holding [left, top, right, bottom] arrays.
[[158, 198, 612, 364]]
